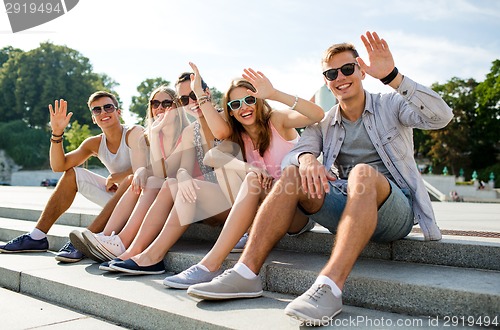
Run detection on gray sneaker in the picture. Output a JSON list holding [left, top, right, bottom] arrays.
[[187, 268, 263, 300], [230, 233, 248, 253], [284, 284, 342, 326], [163, 264, 223, 289]]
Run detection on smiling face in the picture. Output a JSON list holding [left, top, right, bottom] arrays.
[[228, 87, 258, 127], [322, 51, 365, 103], [150, 91, 177, 120], [90, 96, 121, 128], [177, 80, 205, 119]]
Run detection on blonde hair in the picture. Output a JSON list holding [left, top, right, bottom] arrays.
[[146, 85, 190, 152], [322, 42, 359, 65]]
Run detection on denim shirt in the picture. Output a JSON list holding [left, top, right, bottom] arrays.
[[282, 76, 453, 241]]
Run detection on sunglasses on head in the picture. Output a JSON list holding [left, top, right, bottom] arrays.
[[322, 63, 357, 81], [90, 103, 116, 116], [227, 95, 257, 111], [179, 91, 197, 106], [150, 99, 174, 110]]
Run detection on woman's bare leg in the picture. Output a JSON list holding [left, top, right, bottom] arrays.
[[131, 180, 230, 266], [116, 177, 165, 247], [200, 172, 267, 271], [118, 178, 177, 260]]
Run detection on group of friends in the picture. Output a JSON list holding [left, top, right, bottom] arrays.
[[0, 31, 453, 326]]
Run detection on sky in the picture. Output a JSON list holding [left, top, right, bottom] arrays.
[[1, 0, 499, 124]]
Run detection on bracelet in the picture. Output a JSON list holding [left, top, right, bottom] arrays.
[[51, 131, 64, 137], [199, 99, 210, 106], [380, 67, 399, 85], [197, 95, 210, 102], [291, 95, 299, 110], [50, 137, 63, 143]]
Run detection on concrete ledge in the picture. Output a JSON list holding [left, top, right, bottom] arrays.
[[0, 253, 454, 329], [2, 217, 500, 271]]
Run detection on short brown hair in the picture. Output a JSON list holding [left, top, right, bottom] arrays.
[[87, 91, 119, 109], [322, 43, 359, 65]]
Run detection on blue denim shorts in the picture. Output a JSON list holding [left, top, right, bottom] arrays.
[[306, 178, 414, 243]]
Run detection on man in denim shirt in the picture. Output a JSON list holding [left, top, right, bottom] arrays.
[[186, 31, 453, 325]]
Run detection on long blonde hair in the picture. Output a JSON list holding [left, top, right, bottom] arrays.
[[146, 85, 190, 152], [223, 78, 273, 160]]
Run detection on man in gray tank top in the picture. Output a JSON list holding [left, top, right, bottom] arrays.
[[0, 91, 145, 263]]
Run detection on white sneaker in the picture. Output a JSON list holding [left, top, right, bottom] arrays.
[[284, 283, 342, 326], [82, 230, 125, 261]]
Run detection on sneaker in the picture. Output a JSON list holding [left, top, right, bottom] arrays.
[[82, 230, 125, 261], [187, 269, 263, 300], [69, 230, 104, 263], [230, 233, 249, 253], [55, 241, 84, 263], [0, 234, 48, 253], [287, 218, 315, 237], [284, 284, 342, 326], [163, 264, 223, 289], [109, 259, 165, 275], [99, 258, 122, 272]]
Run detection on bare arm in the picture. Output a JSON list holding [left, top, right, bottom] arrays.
[[189, 62, 231, 140], [242, 68, 324, 128]]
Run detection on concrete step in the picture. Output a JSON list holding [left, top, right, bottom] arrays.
[[0, 252, 479, 330], [2, 209, 500, 271], [1, 219, 499, 321], [0, 287, 127, 329]]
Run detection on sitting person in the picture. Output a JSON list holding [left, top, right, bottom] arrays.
[[70, 86, 190, 262], [0, 92, 144, 263], [186, 31, 453, 326], [162, 66, 324, 288]]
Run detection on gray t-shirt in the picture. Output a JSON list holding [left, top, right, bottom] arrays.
[[336, 116, 393, 181]]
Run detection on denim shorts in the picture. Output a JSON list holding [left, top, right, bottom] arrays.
[[306, 178, 414, 243]]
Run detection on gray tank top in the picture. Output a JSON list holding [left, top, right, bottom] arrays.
[[336, 117, 393, 181], [97, 126, 131, 174]]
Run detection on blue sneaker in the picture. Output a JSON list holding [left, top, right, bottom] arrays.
[[109, 259, 165, 275], [55, 241, 84, 263], [0, 234, 48, 253], [230, 233, 249, 253]]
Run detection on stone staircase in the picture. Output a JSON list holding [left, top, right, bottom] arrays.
[[0, 205, 499, 329]]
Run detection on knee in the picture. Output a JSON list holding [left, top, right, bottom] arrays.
[[348, 164, 378, 195], [280, 165, 300, 184], [60, 167, 76, 183]]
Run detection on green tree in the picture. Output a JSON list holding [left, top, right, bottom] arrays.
[[0, 46, 23, 68], [210, 87, 224, 109], [0, 120, 49, 169], [427, 77, 478, 175], [130, 78, 170, 124], [0, 42, 119, 128], [65, 120, 92, 152]]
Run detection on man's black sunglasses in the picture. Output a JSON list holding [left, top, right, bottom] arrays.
[[322, 63, 357, 81], [179, 91, 197, 106]]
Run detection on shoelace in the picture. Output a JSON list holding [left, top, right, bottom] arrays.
[[8, 235, 27, 244], [213, 269, 232, 281], [60, 241, 73, 252], [305, 284, 326, 303]]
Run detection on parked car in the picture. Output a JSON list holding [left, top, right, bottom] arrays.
[[40, 178, 59, 187]]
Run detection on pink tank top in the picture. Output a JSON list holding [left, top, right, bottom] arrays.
[[242, 121, 299, 180]]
